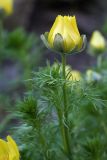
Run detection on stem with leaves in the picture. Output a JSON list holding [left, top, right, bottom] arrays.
[[61, 53, 72, 160], [97, 55, 103, 69]]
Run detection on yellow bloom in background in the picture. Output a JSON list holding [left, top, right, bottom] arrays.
[[90, 30, 106, 54], [65, 65, 81, 81], [68, 70, 81, 81], [86, 69, 102, 83], [41, 15, 86, 54], [0, 0, 13, 15], [52, 63, 81, 81], [0, 136, 20, 160]]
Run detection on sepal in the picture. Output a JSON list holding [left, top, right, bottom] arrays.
[[53, 33, 64, 53], [41, 33, 87, 55]]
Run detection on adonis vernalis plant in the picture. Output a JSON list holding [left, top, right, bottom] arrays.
[[41, 15, 86, 159], [12, 15, 107, 160]]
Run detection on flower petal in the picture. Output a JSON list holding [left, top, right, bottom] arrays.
[[70, 16, 80, 36], [7, 136, 20, 160], [64, 16, 81, 45], [0, 139, 9, 160], [48, 15, 64, 47]]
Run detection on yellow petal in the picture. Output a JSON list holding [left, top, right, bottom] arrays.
[[63, 17, 75, 52], [69, 17, 82, 49], [63, 27, 75, 52], [48, 15, 64, 47], [69, 70, 81, 81], [77, 36, 83, 50], [7, 136, 20, 160], [0, 0, 13, 14], [0, 139, 9, 160], [70, 16, 80, 36], [64, 16, 81, 45]]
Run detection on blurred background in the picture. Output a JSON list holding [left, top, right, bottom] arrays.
[[0, 0, 107, 137]]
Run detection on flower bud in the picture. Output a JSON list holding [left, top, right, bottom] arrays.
[[89, 31, 106, 55], [68, 70, 81, 81], [41, 15, 86, 54], [0, 0, 13, 15], [65, 66, 81, 81], [86, 69, 102, 83], [52, 63, 81, 81]]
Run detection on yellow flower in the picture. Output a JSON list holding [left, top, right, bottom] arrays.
[[86, 69, 101, 83], [0, 0, 13, 15], [90, 30, 106, 54], [52, 63, 81, 81], [68, 70, 81, 81], [41, 15, 86, 54], [64, 65, 81, 81], [0, 136, 20, 160]]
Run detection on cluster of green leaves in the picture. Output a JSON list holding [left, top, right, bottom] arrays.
[[0, 28, 44, 94], [0, 94, 15, 135], [0, 27, 44, 79], [14, 61, 107, 160], [0, 27, 44, 135]]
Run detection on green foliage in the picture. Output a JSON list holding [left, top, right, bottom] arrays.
[[0, 27, 44, 135], [1, 22, 107, 160], [14, 61, 107, 160], [0, 28, 43, 64], [0, 94, 15, 134], [0, 27, 44, 92]]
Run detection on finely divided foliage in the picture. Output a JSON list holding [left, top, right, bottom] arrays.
[[14, 62, 107, 160]]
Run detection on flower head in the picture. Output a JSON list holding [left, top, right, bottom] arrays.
[[52, 63, 81, 81], [0, 0, 13, 15], [86, 69, 102, 83], [41, 15, 86, 54], [65, 66, 81, 81], [68, 70, 81, 81], [0, 136, 20, 160], [89, 30, 106, 55]]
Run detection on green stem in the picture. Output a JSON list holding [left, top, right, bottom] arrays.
[[56, 108, 68, 152], [97, 55, 102, 69], [61, 53, 72, 159], [39, 132, 49, 160], [0, 20, 3, 47]]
